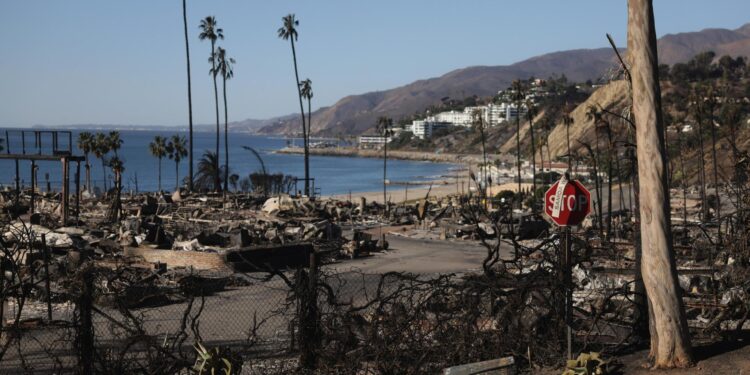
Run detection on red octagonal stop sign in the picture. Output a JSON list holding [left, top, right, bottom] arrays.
[[544, 177, 591, 227]]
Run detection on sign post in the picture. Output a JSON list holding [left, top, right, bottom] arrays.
[[544, 175, 591, 360]]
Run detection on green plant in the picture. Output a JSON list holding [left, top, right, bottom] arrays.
[[562, 352, 609, 375], [193, 342, 243, 375]]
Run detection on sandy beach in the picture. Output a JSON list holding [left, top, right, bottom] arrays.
[[327, 168, 473, 203]]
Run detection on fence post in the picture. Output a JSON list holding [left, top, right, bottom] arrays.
[[298, 251, 319, 370], [78, 267, 94, 375], [42, 234, 52, 322]]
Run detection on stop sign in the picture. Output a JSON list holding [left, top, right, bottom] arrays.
[[544, 177, 591, 226]]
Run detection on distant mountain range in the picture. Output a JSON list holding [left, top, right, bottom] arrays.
[[256, 22, 750, 136]]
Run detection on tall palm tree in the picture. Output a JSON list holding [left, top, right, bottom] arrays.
[[472, 109, 488, 207], [376, 117, 393, 215], [199, 16, 224, 192], [705, 85, 721, 232], [93, 133, 111, 191], [182, 0, 194, 191], [562, 107, 574, 172], [597, 117, 614, 239], [77, 131, 94, 191], [107, 156, 124, 221], [211, 47, 235, 193], [167, 135, 188, 190], [526, 99, 537, 206], [278, 14, 310, 196], [149, 136, 168, 191], [585, 105, 605, 233], [512, 80, 524, 206], [690, 87, 709, 221]]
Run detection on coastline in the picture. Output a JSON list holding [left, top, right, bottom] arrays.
[[276, 146, 484, 164], [326, 169, 474, 204]]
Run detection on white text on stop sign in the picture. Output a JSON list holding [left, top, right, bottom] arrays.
[[547, 194, 588, 212]]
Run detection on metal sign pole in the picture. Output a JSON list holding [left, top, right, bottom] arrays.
[[565, 225, 572, 360]]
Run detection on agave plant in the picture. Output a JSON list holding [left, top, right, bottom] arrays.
[[193, 342, 243, 374]]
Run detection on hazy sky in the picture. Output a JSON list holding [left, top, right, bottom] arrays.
[[1, 1, 748, 127]]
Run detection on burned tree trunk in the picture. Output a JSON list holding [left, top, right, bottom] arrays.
[[628, 0, 693, 368]]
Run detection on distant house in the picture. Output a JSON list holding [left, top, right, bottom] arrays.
[[358, 134, 392, 148]]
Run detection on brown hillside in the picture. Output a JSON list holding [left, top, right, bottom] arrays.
[[257, 23, 750, 137]]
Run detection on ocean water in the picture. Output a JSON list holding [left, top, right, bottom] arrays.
[[0, 130, 456, 196]]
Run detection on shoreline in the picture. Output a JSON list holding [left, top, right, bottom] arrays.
[[326, 169, 474, 204], [276, 146, 483, 164]]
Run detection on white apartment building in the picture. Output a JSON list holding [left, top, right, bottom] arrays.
[[408, 119, 453, 139], [504, 103, 528, 122], [433, 110, 473, 127], [358, 134, 392, 146]]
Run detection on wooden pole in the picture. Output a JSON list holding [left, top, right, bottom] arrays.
[[61, 157, 69, 225], [30, 161, 36, 214], [564, 226, 573, 360], [42, 234, 52, 321], [75, 161, 81, 224]]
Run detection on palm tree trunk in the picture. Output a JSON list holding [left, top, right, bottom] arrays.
[[182, 0, 194, 192], [101, 160, 107, 191], [516, 108, 522, 207], [678, 131, 688, 225], [479, 121, 488, 209], [85, 153, 91, 192], [158, 157, 162, 191], [566, 123, 572, 171], [696, 108, 708, 221], [607, 130, 613, 239], [176, 161, 180, 190], [529, 114, 536, 208], [595, 130, 604, 231], [223, 74, 229, 194], [628, 0, 693, 367], [383, 139, 388, 216], [307, 97, 312, 195], [211, 40, 221, 193], [539, 137, 545, 186], [290, 39, 309, 196], [709, 102, 720, 236]]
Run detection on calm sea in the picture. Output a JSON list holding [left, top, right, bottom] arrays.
[[0, 130, 456, 196]]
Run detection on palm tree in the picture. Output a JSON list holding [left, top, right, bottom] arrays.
[[149, 136, 168, 191], [690, 87, 709, 221], [705, 85, 721, 233], [167, 135, 188, 190], [278, 14, 310, 196], [199, 16, 224, 192], [77, 131, 94, 191], [472, 109, 489, 207], [194, 151, 220, 192], [93, 133, 111, 191], [108, 131, 123, 158], [376, 117, 393, 215], [585, 105, 605, 233], [526, 99, 537, 206], [229, 174, 239, 192], [300, 78, 313, 188], [107, 156, 124, 221], [182, 0, 194, 191], [512, 80, 524, 207], [562, 107, 574, 172], [211, 47, 235, 194]]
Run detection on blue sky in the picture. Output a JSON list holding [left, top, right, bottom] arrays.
[[1, 1, 748, 127]]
